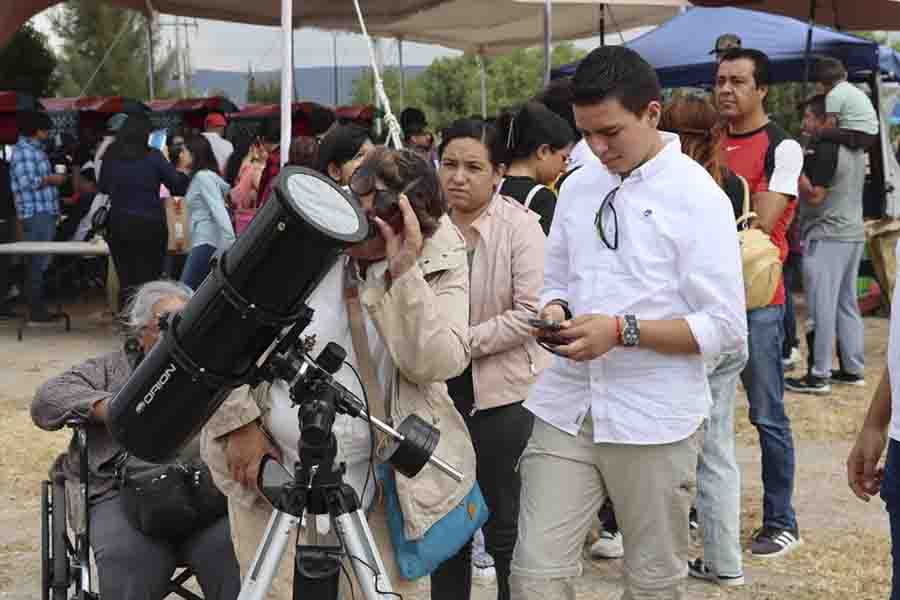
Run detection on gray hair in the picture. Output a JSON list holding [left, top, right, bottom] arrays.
[[125, 280, 193, 334]]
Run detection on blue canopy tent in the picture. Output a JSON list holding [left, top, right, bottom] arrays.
[[552, 7, 898, 87]]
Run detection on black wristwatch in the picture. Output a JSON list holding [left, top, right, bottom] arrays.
[[547, 299, 572, 321], [621, 314, 640, 347]]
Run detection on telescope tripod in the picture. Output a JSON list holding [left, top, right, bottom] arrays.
[[236, 374, 398, 600]]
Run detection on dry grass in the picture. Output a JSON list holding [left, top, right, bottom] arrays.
[[0, 297, 895, 599]]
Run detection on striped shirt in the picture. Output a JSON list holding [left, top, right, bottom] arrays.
[[10, 136, 59, 219]]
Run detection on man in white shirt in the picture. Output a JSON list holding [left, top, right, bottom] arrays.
[[202, 113, 235, 175], [847, 240, 900, 600], [509, 46, 747, 600]]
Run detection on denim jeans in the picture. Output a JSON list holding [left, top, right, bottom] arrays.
[[881, 438, 900, 600], [181, 243, 217, 291], [740, 304, 798, 531], [21, 212, 58, 314], [782, 252, 801, 358], [696, 347, 748, 577]]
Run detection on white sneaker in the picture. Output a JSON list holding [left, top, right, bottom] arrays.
[[589, 530, 624, 559], [782, 347, 802, 370], [472, 564, 496, 585]]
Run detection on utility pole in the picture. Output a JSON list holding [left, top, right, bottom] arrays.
[[174, 16, 187, 98], [146, 15, 156, 100], [332, 32, 339, 106], [159, 17, 199, 98]]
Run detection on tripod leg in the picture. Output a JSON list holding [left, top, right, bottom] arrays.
[[238, 509, 301, 600], [333, 509, 395, 599]]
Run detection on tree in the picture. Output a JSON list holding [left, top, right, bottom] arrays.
[[248, 77, 281, 104], [351, 42, 588, 131], [0, 22, 59, 98], [52, 0, 175, 99]]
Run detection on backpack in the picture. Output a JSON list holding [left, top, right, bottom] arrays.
[[735, 174, 783, 310]]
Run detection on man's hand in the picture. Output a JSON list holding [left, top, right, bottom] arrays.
[[847, 425, 888, 502], [91, 398, 110, 423], [551, 314, 618, 362], [224, 421, 281, 491], [375, 194, 424, 279]]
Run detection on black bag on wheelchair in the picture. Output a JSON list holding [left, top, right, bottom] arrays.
[[117, 456, 227, 541]]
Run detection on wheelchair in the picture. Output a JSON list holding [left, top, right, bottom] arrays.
[[40, 421, 202, 600]]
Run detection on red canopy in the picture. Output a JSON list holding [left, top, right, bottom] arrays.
[[689, 0, 900, 29], [41, 96, 150, 114], [0, 91, 42, 113], [148, 96, 239, 114], [335, 105, 376, 125], [228, 101, 335, 137]]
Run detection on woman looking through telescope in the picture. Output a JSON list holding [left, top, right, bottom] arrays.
[[201, 147, 476, 600]]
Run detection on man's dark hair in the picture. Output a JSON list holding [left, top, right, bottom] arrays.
[[814, 56, 848, 86], [535, 78, 579, 139], [800, 94, 828, 119], [400, 107, 428, 137], [571, 46, 661, 115], [357, 146, 446, 238], [719, 48, 772, 88], [17, 110, 52, 137]]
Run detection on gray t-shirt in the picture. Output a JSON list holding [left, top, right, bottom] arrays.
[[826, 81, 878, 135], [800, 140, 866, 242]]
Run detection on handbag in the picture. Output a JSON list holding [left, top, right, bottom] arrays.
[[87, 192, 110, 238], [117, 455, 227, 541], [345, 285, 489, 581], [735, 174, 783, 310]]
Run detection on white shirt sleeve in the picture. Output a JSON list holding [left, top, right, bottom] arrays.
[[680, 185, 748, 359], [767, 138, 803, 198]]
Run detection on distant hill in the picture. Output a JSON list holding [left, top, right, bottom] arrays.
[[185, 65, 427, 106]]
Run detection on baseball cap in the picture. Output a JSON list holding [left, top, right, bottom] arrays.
[[204, 113, 227, 128], [710, 33, 742, 55], [106, 113, 128, 132]]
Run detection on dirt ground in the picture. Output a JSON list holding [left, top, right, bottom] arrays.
[[0, 292, 894, 599]]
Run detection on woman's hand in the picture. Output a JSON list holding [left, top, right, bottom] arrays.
[[374, 194, 424, 279], [223, 421, 281, 491]]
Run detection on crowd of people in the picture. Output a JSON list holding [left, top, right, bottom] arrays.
[[11, 35, 900, 600]]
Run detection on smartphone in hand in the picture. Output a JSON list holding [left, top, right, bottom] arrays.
[[528, 317, 563, 332]]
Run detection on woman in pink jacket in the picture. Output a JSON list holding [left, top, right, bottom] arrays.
[[432, 118, 549, 600]]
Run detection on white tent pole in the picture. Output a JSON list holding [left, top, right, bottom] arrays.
[[398, 37, 406, 109], [280, 0, 292, 166], [478, 52, 487, 118], [543, 0, 552, 85]]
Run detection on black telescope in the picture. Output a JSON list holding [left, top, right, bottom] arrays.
[[107, 167, 370, 461]]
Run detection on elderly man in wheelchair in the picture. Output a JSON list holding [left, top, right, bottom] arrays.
[[32, 280, 241, 600]]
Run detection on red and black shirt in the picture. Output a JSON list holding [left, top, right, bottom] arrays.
[[722, 121, 803, 307]]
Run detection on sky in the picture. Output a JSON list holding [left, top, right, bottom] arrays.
[[32, 9, 623, 73]]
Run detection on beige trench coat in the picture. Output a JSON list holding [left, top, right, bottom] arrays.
[[202, 215, 477, 540]]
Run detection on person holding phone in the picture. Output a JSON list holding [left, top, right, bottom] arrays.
[[433, 118, 549, 600], [99, 113, 181, 313], [510, 47, 747, 599]]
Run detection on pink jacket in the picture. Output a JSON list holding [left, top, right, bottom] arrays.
[[467, 194, 550, 412]]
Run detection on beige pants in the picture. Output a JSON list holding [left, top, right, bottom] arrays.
[[510, 417, 700, 600], [228, 495, 430, 599]]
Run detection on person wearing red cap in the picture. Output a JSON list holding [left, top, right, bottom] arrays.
[[202, 112, 234, 175]]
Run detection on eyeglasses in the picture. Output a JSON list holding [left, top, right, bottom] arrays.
[[595, 186, 620, 250]]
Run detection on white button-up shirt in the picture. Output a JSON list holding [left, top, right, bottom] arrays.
[[526, 133, 748, 445]]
